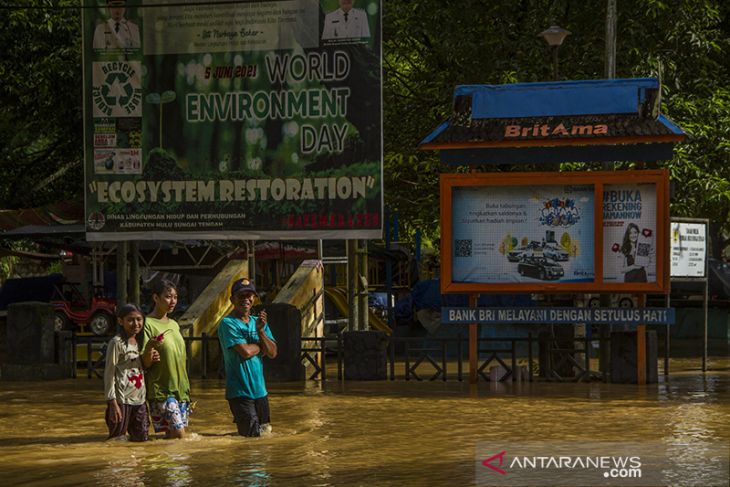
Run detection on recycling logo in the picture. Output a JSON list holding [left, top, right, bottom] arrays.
[[92, 61, 142, 118]]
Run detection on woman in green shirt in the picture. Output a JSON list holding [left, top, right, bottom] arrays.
[[142, 280, 191, 438]]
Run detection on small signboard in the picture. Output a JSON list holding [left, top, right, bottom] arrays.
[[670, 219, 708, 279]]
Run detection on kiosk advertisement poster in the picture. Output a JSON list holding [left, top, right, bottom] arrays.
[[450, 185, 595, 284], [602, 183, 657, 284], [670, 221, 707, 278], [82, 0, 383, 241], [441, 171, 669, 293]]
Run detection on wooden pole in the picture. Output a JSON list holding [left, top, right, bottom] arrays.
[[469, 294, 478, 383]]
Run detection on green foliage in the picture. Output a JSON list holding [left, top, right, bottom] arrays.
[[384, 0, 730, 255], [0, 256, 18, 283], [2, 1, 730, 256], [0, 1, 82, 209]]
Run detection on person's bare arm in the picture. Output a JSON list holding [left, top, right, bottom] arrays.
[[142, 339, 161, 368], [232, 343, 261, 359], [256, 311, 278, 359]]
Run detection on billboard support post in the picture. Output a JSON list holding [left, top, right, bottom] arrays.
[[116, 241, 128, 305], [130, 241, 140, 304], [665, 292, 670, 376], [670, 218, 710, 371], [637, 294, 647, 385], [703, 274, 709, 372], [469, 294, 478, 384]]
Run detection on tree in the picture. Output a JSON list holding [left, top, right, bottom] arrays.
[[2, 0, 729, 256], [0, 1, 82, 209], [383, 0, 730, 255]]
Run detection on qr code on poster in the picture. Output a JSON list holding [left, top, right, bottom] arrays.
[[455, 239, 472, 257]]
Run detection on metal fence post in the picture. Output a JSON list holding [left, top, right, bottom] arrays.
[[511, 340, 517, 382], [457, 333, 463, 382], [72, 333, 77, 379], [442, 340, 447, 382], [320, 337, 327, 382], [389, 337, 395, 380], [201, 333, 208, 380], [185, 337, 191, 376], [584, 335, 590, 380], [404, 340, 410, 381], [337, 332, 343, 380], [87, 340, 92, 379]]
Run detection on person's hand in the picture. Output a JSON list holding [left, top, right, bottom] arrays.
[[108, 399, 122, 424], [256, 310, 267, 330], [143, 344, 161, 368], [148, 329, 170, 349]]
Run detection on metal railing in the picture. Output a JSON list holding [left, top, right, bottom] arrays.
[[66, 329, 667, 383], [300, 334, 539, 382], [65, 333, 222, 379]]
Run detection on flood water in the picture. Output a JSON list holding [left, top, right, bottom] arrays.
[[0, 358, 728, 486]]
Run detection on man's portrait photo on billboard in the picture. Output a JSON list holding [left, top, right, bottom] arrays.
[[92, 0, 141, 51], [322, 0, 371, 41]]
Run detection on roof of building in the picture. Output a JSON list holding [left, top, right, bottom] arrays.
[[419, 78, 685, 164]]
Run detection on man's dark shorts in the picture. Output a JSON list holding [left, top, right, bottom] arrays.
[[228, 395, 270, 437]]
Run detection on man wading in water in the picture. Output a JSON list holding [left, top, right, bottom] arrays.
[[218, 279, 277, 436]]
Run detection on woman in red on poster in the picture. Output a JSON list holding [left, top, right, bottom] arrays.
[[620, 223, 648, 282]]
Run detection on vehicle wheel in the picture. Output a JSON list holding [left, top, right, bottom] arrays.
[[89, 312, 114, 336], [54, 312, 72, 332], [618, 297, 634, 308]]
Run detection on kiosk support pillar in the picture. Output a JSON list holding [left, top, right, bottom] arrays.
[[636, 294, 647, 385], [469, 294, 478, 383]]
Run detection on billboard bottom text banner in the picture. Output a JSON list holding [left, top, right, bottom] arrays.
[[475, 441, 729, 486], [442, 307, 675, 325]]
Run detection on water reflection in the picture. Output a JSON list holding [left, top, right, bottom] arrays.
[[0, 358, 727, 486]]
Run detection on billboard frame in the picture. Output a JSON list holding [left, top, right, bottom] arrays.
[[440, 169, 670, 294]]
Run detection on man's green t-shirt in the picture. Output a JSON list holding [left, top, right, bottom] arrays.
[[143, 316, 190, 402]]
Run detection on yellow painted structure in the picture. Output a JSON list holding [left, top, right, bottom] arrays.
[[273, 260, 325, 338], [178, 259, 249, 362]]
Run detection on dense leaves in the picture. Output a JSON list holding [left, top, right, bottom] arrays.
[[0, 0, 82, 208], [384, 0, 730, 254], [1, 1, 729, 254]]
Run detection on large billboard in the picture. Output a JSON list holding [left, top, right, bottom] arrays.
[[441, 170, 669, 293], [83, 0, 382, 241]]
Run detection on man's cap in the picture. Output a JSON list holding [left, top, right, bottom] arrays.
[[231, 278, 257, 296]]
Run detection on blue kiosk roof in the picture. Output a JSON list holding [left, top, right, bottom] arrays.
[[419, 78, 685, 164]]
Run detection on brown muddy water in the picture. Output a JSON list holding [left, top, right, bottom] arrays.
[[0, 358, 728, 486]]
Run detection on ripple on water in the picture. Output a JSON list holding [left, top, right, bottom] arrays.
[[0, 363, 727, 486]]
